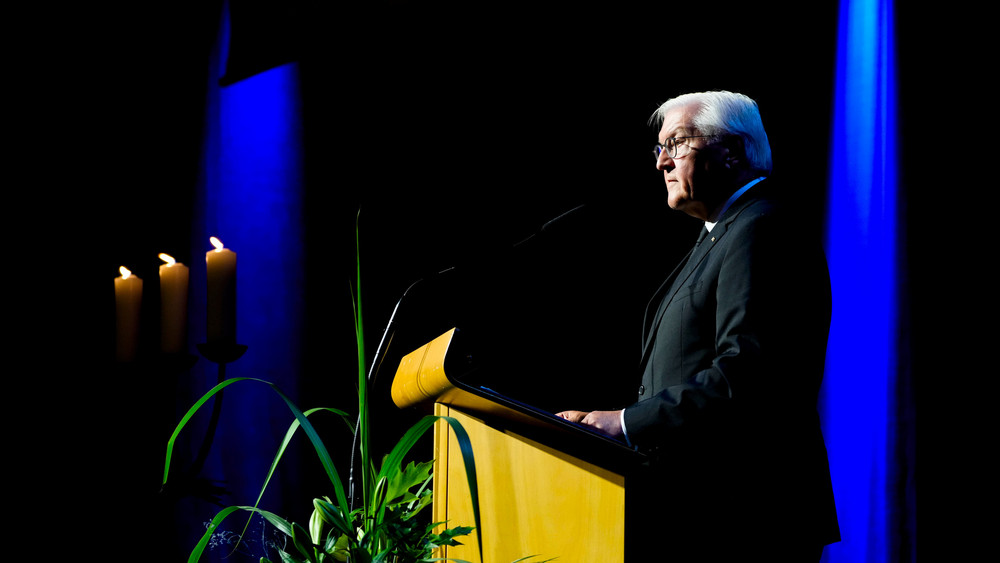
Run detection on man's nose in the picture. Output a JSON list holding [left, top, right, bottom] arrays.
[[656, 152, 674, 171]]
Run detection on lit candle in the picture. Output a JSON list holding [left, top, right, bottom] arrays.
[[159, 253, 189, 355], [206, 237, 237, 346], [114, 265, 143, 362]]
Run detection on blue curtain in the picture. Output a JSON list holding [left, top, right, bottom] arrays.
[[822, 0, 909, 561], [180, 4, 306, 560]]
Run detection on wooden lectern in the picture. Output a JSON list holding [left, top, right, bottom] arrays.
[[391, 327, 644, 562]]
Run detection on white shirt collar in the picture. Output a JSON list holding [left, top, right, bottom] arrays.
[[705, 176, 766, 232]]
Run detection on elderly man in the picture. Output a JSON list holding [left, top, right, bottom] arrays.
[[558, 91, 839, 561]]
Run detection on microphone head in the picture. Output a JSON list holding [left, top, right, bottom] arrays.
[[540, 203, 588, 233]]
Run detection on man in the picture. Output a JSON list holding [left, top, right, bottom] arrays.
[[558, 91, 839, 561]]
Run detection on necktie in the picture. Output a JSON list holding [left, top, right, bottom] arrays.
[[695, 226, 708, 246]]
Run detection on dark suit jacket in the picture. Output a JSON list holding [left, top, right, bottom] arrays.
[[622, 180, 840, 555]]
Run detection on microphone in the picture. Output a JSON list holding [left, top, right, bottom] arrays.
[[348, 276, 424, 509], [347, 203, 590, 507], [512, 203, 589, 248], [541, 203, 588, 232]]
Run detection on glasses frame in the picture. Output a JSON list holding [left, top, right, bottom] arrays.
[[653, 135, 713, 159]]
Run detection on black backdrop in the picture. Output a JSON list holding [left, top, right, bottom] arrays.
[[22, 0, 972, 560]]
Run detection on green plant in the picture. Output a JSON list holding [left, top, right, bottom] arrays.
[[161, 216, 482, 562]]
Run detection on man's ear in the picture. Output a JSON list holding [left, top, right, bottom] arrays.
[[721, 134, 746, 168]]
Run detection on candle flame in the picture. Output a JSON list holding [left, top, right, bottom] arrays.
[[120, 266, 132, 279], [159, 253, 176, 266], [210, 236, 225, 251]]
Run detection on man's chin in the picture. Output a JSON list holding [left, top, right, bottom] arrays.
[[668, 197, 708, 221], [667, 193, 689, 212]]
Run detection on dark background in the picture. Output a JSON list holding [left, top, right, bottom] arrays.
[[18, 0, 973, 560]]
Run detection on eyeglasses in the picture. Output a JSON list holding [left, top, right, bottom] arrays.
[[652, 136, 712, 159]]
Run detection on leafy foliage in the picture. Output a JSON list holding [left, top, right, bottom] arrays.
[[255, 462, 475, 563], [160, 214, 482, 562]]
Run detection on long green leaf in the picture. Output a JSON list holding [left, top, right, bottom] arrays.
[[376, 415, 483, 563], [257, 509, 295, 537], [187, 505, 286, 563], [187, 505, 243, 563], [253, 406, 352, 511], [187, 505, 334, 563], [352, 208, 375, 539], [225, 405, 356, 549], [313, 497, 354, 538], [162, 378, 351, 513], [436, 416, 482, 563], [163, 377, 245, 484], [290, 521, 315, 561]]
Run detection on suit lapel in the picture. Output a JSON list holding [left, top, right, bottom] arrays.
[[638, 192, 760, 365], [641, 228, 704, 340], [640, 228, 714, 351], [641, 247, 691, 341]]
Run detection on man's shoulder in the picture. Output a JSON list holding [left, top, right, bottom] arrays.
[[729, 176, 817, 227], [723, 187, 780, 226], [722, 185, 823, 251]]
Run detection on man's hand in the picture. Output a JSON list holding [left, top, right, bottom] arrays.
[[555, 409, 624, 439]]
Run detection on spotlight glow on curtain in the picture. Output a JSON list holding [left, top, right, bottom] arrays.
[[822, 0, 898, 561], [186, 6, 305, 558]]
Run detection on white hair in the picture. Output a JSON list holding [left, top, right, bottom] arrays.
[[651, 91, 773, 174]]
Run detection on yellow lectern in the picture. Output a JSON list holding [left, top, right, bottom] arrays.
[[391, 328, 643, 563]]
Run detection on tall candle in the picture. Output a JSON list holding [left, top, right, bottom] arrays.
[[206, 237, 237, 346], [158, 253, 189, 355], [114, 266, 143, 362]]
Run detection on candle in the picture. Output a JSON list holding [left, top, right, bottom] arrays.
[[158, 253, 189, 355], [114, 266, 143, 362], [206, 237, 237, 346]]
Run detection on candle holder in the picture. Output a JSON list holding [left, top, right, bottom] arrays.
[[196, 342, 248, 364], [165, 341, 247, 502]]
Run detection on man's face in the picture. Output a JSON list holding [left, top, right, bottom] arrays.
[[656, 103, 730, 220]]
